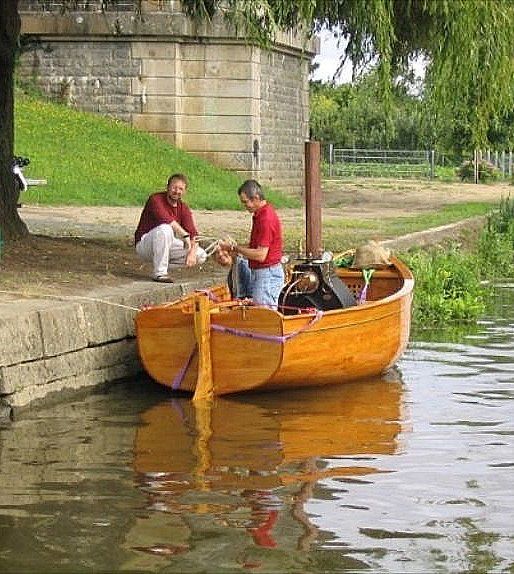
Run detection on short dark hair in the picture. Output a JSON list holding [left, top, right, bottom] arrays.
[[167, 173, 188, 187], [238, 179, 264, 200]]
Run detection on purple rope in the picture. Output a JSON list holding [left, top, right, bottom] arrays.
[[171, 345, 197, 390], [210, 311, 323, 343], [195, 288, 220, 302], [358, 285, 369, 304], [358, 269, 375, 304]]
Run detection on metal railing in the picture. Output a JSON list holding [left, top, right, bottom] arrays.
[[325, 146, 435, 179], [478, 150, 514, 178]]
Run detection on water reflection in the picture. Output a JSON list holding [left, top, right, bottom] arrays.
[[128, 374, 403, 571]]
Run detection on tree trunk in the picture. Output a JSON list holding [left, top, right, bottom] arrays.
[[0, 0, 29, 241]]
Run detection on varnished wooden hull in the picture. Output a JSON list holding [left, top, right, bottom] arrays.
[[135, 258, 414, 395]]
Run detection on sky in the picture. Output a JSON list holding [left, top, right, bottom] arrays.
[[310, 29, 352, 84], [310, 29, 426, 85]]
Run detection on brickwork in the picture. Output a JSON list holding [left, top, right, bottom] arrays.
[[18, 7, 316, 194]]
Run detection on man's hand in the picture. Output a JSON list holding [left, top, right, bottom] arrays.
[[185, 247, 197, 267]]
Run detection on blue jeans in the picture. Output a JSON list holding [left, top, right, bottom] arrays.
[[231, 256, 284, 308]]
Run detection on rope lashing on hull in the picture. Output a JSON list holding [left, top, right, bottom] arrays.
[[210, 310, 323, 343], [171, 345, 197, 390], [194, 288, 221, 302]]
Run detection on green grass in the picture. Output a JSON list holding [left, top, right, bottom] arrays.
[[378, 202, 495, 234], [15, 92, 298, 209], [318, 202, 496, 253]]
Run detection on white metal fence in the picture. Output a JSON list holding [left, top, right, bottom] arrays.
[[477, 150, 514, 178], [325, 146, 436, 179]]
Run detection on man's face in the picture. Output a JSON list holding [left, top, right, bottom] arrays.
[[166, 178, 186, 204], [239, 192, 261, 213]]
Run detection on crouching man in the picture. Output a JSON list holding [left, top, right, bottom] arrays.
[[135, 173, 207, 283]]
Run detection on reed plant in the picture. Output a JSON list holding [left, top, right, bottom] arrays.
[[477, 195, 514, 278]]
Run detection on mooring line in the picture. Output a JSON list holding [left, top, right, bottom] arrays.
[[0, 290, 140, 311]]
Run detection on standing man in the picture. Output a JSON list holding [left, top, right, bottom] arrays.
[[135, 173, 207, 283], [219, 179, 284, 307]]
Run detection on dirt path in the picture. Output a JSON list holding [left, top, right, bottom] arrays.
[[1, 179, 510, 299], [19, 179, 511, 241]]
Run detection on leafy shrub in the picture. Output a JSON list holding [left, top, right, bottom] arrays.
[[403, 246, 487, 326], [457, 159, 501, 182], [403, 197, 514, 328]]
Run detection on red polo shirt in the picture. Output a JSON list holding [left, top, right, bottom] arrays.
[[134, 192, 198, 245], [249, 203, 282, 269]]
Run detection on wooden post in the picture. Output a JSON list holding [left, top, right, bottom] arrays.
[[192, 293, 214, 402], [305, 140, 322, 258]]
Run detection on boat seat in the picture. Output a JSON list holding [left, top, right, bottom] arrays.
[[336, 268, 402, 301]]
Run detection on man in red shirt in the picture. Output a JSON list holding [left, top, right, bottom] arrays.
[[219, 179, 284, 307], [135, 173, 206, 282]]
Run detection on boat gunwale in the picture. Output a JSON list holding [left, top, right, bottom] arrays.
[[137, 257, 414, 326]]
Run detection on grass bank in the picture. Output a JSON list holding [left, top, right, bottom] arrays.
[[15, 92, 298, 210]]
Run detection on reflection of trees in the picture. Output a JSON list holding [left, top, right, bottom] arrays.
[[0, 388, 149, 572], [129, 374, 404, 570]]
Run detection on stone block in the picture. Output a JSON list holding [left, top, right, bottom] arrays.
[[86, 340, 137, 370], [0, 360, 49, 395], [142, 95, 180, 114], [181, 60, 252, 80], [181, 114, 253, 134], [132, 77, 179, 96], [44, 348, 93, 383], [0, 311, 44, 367], [140, 58, 177, 78], [39, 303, 89, 357], [183, 78, 255, 99], [132, 42, 178, 60], [80, 300, 132, 346], [133, 113, 178, 133], [182, 133, 253, 153], [181, 96, 252, 116]]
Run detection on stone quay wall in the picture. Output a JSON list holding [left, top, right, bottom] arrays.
[[18, 2, 316, 194], [0, 278, 218, 418]]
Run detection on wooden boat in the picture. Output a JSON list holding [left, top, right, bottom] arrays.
[[135, 255, 414, 399]]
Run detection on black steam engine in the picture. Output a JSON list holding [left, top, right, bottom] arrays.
[[278, 259, 356, 315]]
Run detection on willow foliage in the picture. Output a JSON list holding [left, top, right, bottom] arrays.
[[182, 0, 514, 149]]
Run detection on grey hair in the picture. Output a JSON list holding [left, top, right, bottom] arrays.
[[237, 179, 264, 200]]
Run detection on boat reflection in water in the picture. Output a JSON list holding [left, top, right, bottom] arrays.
[[128, 372, 405, 571]]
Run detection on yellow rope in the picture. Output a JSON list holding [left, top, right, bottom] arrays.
[[0, 290, 139, 311]]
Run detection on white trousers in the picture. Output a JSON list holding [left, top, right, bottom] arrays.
[[136, 223, 207, 277]]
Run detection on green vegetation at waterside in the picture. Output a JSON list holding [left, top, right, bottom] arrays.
[[15, 92, 298, 210], [404, 197, 514, 327]]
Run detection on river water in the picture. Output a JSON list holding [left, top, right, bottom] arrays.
[[0, 285, 512, 573]]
